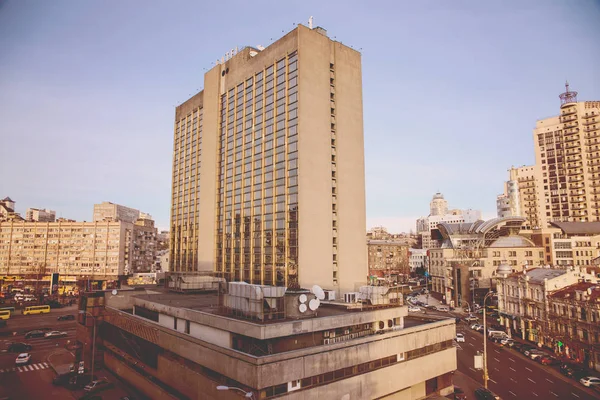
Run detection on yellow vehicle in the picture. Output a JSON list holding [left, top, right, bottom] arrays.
[[0, 309, 10, 320], [22, 305, 50, 315]]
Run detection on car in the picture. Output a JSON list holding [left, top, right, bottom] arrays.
[[408, 306, 422, 312], [518, 344, 536, 355], [500, 338, 514, 347], [453, 386, 467, 400], [580, 376, 600, 387], [474, 387, 500, 399], [424, 305, 437, 310], [560, 363, 587, 379], [523, 348, 545, 358], [7, 342, 32, 352], [538, 355, 560, 365], [69, 374, 98, 389], [45, 330, 68, 339], [25, 330, 46, 339], [455, 333, 465, 343], [57, 314, 75, 321], [83, 377, 113, 392], [15, 353, 31, 365], [53, 372, 75, 386], [437, 305, 449, 312], [465, 315, 479, 322]]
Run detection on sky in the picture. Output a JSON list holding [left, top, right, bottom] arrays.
[[1, 0, 599, 233]]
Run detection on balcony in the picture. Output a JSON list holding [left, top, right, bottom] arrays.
[[571, 197, 586, 203], [584, 126, 599, 133], [583, 119, 598, 126], [564, 121, 579, 129], [583, 112, 598, 119], [564, 141, 581, 149], [565, 148, 582, 156], [562, 108, 577, 116], [561, 114, 578, 123]]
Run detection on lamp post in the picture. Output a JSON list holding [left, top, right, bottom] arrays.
[[79, 310, 96, 380], [216, 385, 254, 398], [482, 291, 495, 389]]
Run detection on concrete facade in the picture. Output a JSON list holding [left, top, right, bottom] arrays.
[[170, 25, 367, 294], [93, 201, 142, 223], [25, 208, 56, 222], [367, 240, 409, 279], [83, 289, 456, 400], [496, 166, 540, 229]]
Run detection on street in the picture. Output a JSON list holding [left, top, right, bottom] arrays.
[[456, 319, 600, 399], [0, 306, 141, 399]]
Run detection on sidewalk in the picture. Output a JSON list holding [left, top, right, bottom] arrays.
[[47, 348, 75, 375]]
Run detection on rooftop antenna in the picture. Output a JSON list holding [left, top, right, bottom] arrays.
[[559, 80, 578, 106], [309, 16, 313, 29]]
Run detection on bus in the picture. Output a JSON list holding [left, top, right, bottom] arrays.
[[0, 307, 15, 313], [0, 309, 10, 320], [22, 305, 51, 315]]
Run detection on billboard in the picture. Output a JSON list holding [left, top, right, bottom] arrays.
[[51, 273, 60, 294]]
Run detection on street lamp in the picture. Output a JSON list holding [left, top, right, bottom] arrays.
[[216, 386, 254, 398], [79, 310, 96, 380], [482, 291, 495, 389]]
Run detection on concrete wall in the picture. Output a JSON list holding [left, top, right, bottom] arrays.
[[159, 313, 175, 329], [189, 321, 231, 348]]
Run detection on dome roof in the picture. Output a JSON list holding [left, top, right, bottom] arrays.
[[432, 192, 445, 200], [497, 261, 512, 275]]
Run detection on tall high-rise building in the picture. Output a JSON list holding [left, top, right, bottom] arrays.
[[496, 165, 540, 229], [533, 83, 600, 227], [170, 24, 367, 293], [429, 192, 448, 216]]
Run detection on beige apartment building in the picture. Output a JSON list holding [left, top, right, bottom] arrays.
[[0, 218, 157, 279], [25, 208, 56, 222], [497, 165, 540, 229], [93, 201, 142, 223], [367, 239, 410, 280], [533, 84, 600, 228], [531, 221, 600, 267], [171, 24, 367, 294]]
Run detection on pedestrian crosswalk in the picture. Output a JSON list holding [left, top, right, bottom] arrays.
[[0, 362, 49, 373]]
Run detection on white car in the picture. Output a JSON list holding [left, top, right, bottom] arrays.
[[455, 333, 465, 342], [45, 331, 68, 339], [408, 306, 422, 312], [580, 377, 600, 387], [15, 353, 31, 365]]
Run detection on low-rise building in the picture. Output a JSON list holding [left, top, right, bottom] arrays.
[[25, 208, 56, 222], [497, 266, 593, 346], [547, 281, 600, 372], [78, 283, 457, 400], [409, 249, 427, 273], [0, 197, 23, 222], [93, 201, 142, 223], [367, 240, 409, 281], [531, 222, 600, 267]]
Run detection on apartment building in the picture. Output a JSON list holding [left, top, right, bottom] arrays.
[[367, 239, 409, 280], [93, 201, 142, 223], [530, 221, 600, 267], [533, 84, 600, 227], [496, 165, 540, 229], [429, 217, 544, 307], [0, 197, 22, 222], [77, 283, 457, 400], [170, 24, 367, 294], [409, 248, 427, 273], [0, 218, 157, 279], [548, 281, 600, 372], [496, 266, 593, 346], [25, 208, 56, 222]]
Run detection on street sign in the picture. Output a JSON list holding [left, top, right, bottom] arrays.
[[78, 361, 85, 374]]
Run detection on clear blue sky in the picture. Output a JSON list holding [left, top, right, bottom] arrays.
[[1, 0, 599, 233]]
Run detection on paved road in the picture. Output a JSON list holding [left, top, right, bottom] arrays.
[[455, 320, 600, 399]]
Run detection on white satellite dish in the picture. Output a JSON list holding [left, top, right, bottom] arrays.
[[111, 289, 118, 296], [312, 285, 325, 300], [299, 303, 307, 313], [299, 294, 307, 303], [309, 298, 320, 311]]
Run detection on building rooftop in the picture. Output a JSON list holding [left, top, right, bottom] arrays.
[[548, 281, 600, 302], [488, 235, 536, 248], [508, 267, 567, 283], [549, 221, 600, 236]]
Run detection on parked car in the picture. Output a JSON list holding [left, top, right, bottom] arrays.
[[455, 333, 465, 343], [45, 331, 68, 339], [453, 386, 467, 400], [560, 363, 587, 379], [465, 315, 479, 322], [7, 342, 32, 352], [523, 348, 545, 359], [517, 344, 536, 355], [57, 314, 75, 321], [425, 305, 437, 311], [15, 353, 31, 365], [83, 377, 113, 392], [500, 338, 514, 347], [68, 374, 98, 390], [474, 387, 500, 400], [580, 376, 600, 387], [538, 355, 560, 365], [25, 330, 46, 339], [437, 305, 449, 312]]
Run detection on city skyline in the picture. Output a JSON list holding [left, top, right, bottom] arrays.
[[1, 1, 600, 233]]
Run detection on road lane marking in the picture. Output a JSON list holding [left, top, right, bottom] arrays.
[[43, 362, 48, 367], [532, 392, 538, 397], [489, 378, 497, 384], [510, 378, 517, 383], [572, 393, 580, 398], [494, 368, 499, 372], [509, 391, 517, 397], [469, 367, 476, 372], [509, 367, 516, 372], [528, 378, 536, 383], [494, 358, 500, 362], [17, 367, 22, 372], [469, 343, 474, 347], [550, 391, 558, 397], [33, 364, 39, 370], [525, 367, 532, 372], [509, 357, 515, 362], [494, 349, 500, 354], [546, 378, 554, 384]]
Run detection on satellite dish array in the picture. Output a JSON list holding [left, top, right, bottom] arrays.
[[297, 285, 325, 313]]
